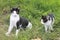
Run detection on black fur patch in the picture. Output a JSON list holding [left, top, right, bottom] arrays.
[[16, 17, 29, 29], [41, 15, 48, 23]]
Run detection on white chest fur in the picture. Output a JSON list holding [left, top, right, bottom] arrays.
[[10, 13, 20, 26]]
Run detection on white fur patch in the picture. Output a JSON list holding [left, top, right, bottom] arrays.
[[27, 22, 32, 29]]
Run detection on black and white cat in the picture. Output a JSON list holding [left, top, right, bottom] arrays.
[[6, 8, 32, 36], [41, 14, 54, 32]]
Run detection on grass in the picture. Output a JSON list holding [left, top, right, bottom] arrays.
[[0, 0, 60, 40]]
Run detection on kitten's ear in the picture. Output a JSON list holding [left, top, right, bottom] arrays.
[[17, 6, 20, 11], [16, 7, 20, 11], [10, 7, 14, 13], [16, 7, 20, 14], [18, 6, 20, 9], [18, 8, 20, 10], [18, 8, 20, 11]]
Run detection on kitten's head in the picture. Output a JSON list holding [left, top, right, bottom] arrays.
[[11, 8, 20, 14], [41, 15, 48, 23]]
